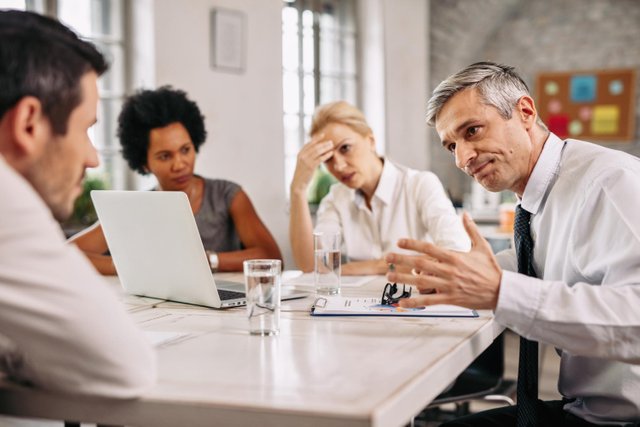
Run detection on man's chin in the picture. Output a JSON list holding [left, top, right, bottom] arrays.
[[51, 204, 74, 223], [476, 178, 504, 193], [46, 195, 76, 223]]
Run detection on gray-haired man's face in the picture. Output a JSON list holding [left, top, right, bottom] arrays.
[[435, 88, 534, 196]]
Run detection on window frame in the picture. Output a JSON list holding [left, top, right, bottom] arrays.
[[282, 0, 360, 198]]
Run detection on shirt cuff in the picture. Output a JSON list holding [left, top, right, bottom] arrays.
[[494, 270, 544, 337]]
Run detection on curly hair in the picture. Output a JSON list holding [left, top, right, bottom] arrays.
[[117, 86, 207, 174]]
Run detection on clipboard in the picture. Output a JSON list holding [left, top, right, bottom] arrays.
[[310, 296, 478, 318]]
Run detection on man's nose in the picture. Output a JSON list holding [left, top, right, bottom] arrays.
[[454, 141, 476, 172], [86, 140, 99, 168]]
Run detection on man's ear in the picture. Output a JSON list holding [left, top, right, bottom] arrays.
[[516, 95, 538, 130], [8, 96, 50, 159]]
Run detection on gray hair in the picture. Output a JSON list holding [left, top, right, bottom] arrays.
[[426, 61, 547, 130]]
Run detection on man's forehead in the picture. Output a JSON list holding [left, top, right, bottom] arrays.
[[435, 89, 485, 133]]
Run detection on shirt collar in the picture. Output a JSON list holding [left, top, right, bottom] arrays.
[[353, 158, 397, 209], [521, 132, 566, 214]]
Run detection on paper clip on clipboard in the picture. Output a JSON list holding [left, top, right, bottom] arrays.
[[311, 297, 328, 315]]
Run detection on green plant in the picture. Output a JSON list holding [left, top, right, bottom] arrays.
[[307, 165, 337, 205], [69, 176, 107, 225]]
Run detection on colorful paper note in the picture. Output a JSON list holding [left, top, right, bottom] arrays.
[[548, 114, 570, 137], [570, 75, 597, 103], [591, 105, 620, 135], [545, 81, 559, 96], [609, 79, 623, 96], [548, 99, 562, 114], [568, 120, 583, 136]]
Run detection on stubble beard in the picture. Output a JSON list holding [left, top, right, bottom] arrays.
[[23, 144, 78, 222]]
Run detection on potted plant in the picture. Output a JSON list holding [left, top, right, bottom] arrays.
[[61, 175, 107, 238]]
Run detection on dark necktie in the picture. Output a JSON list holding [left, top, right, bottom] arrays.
[[514, 205, 539, 427]]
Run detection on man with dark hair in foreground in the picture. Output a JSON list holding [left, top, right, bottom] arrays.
[[0, 10, 155, 397]]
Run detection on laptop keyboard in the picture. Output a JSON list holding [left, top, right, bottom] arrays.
[[218, 289, 245, 300]]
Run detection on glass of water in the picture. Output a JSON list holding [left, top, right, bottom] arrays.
[[313, 231, 341, 295], [243, 259, 281, 336]]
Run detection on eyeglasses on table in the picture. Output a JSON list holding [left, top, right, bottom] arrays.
[[380, 282, 412, 305]]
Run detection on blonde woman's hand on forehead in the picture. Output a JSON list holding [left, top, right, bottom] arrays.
[[290, 133, 335, 193]]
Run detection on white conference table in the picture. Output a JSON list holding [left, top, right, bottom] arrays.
[[0, 273, 503, 427]]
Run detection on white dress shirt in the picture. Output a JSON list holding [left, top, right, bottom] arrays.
[[315, 159, 470, 261], [495, 133, 640, 424], [0, 155, 156, 398]]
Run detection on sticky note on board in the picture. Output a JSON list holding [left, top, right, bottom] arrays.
[[591, 105, 620, 134], [609, 79, 624, 96], [545, 81, 559, 96], [568, 120, 583, 136], [570, 75, 597, 103], [579, 106, 592, 121], [548, 99, 562, 114], [548, 114, 569, 137]]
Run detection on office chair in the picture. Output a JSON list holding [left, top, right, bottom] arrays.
[[415, 333, 516, 422]]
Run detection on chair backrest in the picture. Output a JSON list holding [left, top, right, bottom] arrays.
[[427, 332, 507, 407], [464, 333, 504, 381]]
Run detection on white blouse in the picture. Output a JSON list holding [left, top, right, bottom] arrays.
[[315, 159, 470, 261]]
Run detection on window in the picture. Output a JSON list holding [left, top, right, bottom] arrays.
[[0, 1, 45, 15], [57, 0, 127, 190], [282, 0, 358, 196], [0, 0, 128, 190]]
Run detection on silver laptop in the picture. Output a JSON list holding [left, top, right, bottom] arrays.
[[91, 190, 305, 309]]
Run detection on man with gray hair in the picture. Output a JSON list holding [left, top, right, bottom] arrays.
[[386, 62, 640, 426]]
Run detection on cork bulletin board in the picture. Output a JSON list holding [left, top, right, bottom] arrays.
[[535, 69, 636, 142]]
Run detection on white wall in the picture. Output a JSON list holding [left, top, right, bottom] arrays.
[[358, 0, 386, 153], [380, 0, 430, 171], [153, 0, 291, 265], [149, 0, 431, 268], [359, 0, 430, 170]]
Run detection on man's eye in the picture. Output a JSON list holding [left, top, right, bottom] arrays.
[[467, 126, 478, 137], [447, 143, 456, 154]]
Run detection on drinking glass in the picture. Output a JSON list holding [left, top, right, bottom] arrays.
[[243, 259, 281, 336], [313, 231, 341, 295]]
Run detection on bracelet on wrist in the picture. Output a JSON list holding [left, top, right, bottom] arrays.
[[206, 250, 219, 272]]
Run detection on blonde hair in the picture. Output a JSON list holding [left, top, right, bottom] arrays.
[[310, 101, 373, 137]]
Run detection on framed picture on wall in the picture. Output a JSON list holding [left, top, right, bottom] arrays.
[[210, 8, 246, 73]]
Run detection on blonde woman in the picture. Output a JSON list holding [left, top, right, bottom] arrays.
[[289, 101, 470, 275]]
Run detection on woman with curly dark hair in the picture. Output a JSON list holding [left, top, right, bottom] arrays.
[[70, 86, 282, 274]]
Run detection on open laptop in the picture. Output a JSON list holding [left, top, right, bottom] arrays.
[[91, 190, 306, 309]]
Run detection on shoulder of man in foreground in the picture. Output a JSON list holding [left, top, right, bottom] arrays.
[[0, 157, 156, 398]]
